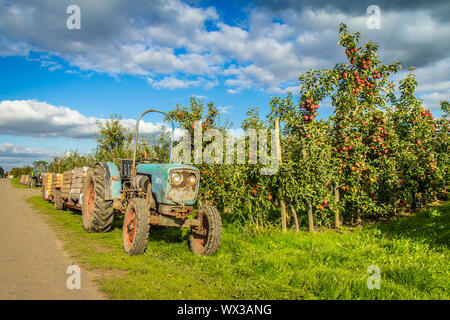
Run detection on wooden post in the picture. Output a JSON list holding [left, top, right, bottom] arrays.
[[275, 118, 282, 165], [334, 186, 343, 228], [411, 190, 417, 210], [356, 207, 362, 225], [280, 199, 287, 233], [275, 118, 287, 233], [291, 207, 300, 232], [307, 201, 315, 233]]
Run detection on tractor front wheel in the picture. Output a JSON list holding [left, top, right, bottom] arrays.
[[122, 198, 150, 255], [81, 165, 114, 233], [189, 204, 222, 256]]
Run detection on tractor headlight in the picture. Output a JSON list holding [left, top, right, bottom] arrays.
[[170, 172, 182, 185], [187, 173, 197, 185]]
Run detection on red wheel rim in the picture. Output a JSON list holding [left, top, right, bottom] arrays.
[[86, 182, 95, 219], [195, 213, 209, 248], [125, 208, 137, 245]]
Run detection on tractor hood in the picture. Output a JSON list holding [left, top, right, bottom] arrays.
[[136, 163, 200, 206]]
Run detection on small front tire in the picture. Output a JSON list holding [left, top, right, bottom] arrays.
[[123, 198, 150, 255], [189, 204, 222, 256]]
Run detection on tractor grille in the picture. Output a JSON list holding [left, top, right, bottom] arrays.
[[167, 170, 198, 202]]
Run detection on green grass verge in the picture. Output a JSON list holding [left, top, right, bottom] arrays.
[[27, 195, 449, 300], [9, 177, 41, 189]]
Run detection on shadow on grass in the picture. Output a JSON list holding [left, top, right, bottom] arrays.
[[375, 202, 450, 249], [147, 226, 186, 243]]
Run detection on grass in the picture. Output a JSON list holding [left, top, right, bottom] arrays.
[[27, 195, 449, 300], [9, 177, 41, 189]]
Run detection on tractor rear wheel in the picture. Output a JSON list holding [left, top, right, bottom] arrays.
[[123, 198, 150, 255], [81, 165, 114, 233], [54, 189, 64, 210], [189, 204, 222, 256]]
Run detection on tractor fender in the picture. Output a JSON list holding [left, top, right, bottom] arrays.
[[96, 162, 122, 201]]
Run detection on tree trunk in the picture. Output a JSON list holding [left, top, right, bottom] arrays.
[[291, 207, 299, 233], [280, 199, 287, 233], [356, 207, 362, 225], [334, 186, 343, 228], [307, 201, 315, 233], [411, 190, 417, 210]]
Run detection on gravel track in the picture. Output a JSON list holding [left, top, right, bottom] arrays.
[[0, 179, 106, 300]]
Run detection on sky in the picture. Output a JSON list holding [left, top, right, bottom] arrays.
[[0, 0, 449, 170]]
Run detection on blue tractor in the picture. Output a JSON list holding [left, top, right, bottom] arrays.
[[81, 109, 222, 255]]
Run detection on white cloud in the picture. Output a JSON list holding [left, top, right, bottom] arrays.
[[227, 88, 241, 94], [147, 76, 218, 90], [0, 142, 55, 170], [0, 0, 448, 97], [217, 105, 233, 114], [0, 99, 179, 139], [0, 142, 53, 158]]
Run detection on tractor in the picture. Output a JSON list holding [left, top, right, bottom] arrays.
[[29, 160, 49, 187], [81, 109, 222, 255]]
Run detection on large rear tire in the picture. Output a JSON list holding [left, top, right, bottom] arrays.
[[189, 204, 222, 256], [123, 198, 150, 255], [81, 165, 114, 233]]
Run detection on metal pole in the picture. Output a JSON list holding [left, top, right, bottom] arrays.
[[132, 109, 175, 176]]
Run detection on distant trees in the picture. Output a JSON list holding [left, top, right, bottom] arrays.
[[45, 113, 174, 171], [10, 166, 32, 177]]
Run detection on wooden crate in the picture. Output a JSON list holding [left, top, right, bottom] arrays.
[[42, 173, 48, 191], [51, 173, 63, 191], [45, 173, 53, 192], [48, 173, 63, 200], [43, 173, 53, 199], [61, 170, 73, 200], [69, 167, 88, 203]]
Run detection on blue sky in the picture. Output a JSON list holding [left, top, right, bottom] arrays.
[[0, 0, 449, 170]]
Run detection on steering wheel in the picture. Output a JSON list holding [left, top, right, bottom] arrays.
[[138, 158, 162, 164]]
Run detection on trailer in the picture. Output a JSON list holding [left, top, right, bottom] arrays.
[[42, 173, 62, 202], [55, 167, 88, 210]]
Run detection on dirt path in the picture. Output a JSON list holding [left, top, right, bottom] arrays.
[[0, 179, 106, 299]]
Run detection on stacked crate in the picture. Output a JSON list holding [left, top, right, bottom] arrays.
[[42, 173, 48, 196], [69, 167, 88, 204], [49, 173, 63, 200], [20, 175, 24, 184], [44, 173, 53, 199], [42, 173, 48, 189], [61, 170, 73, 201]]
